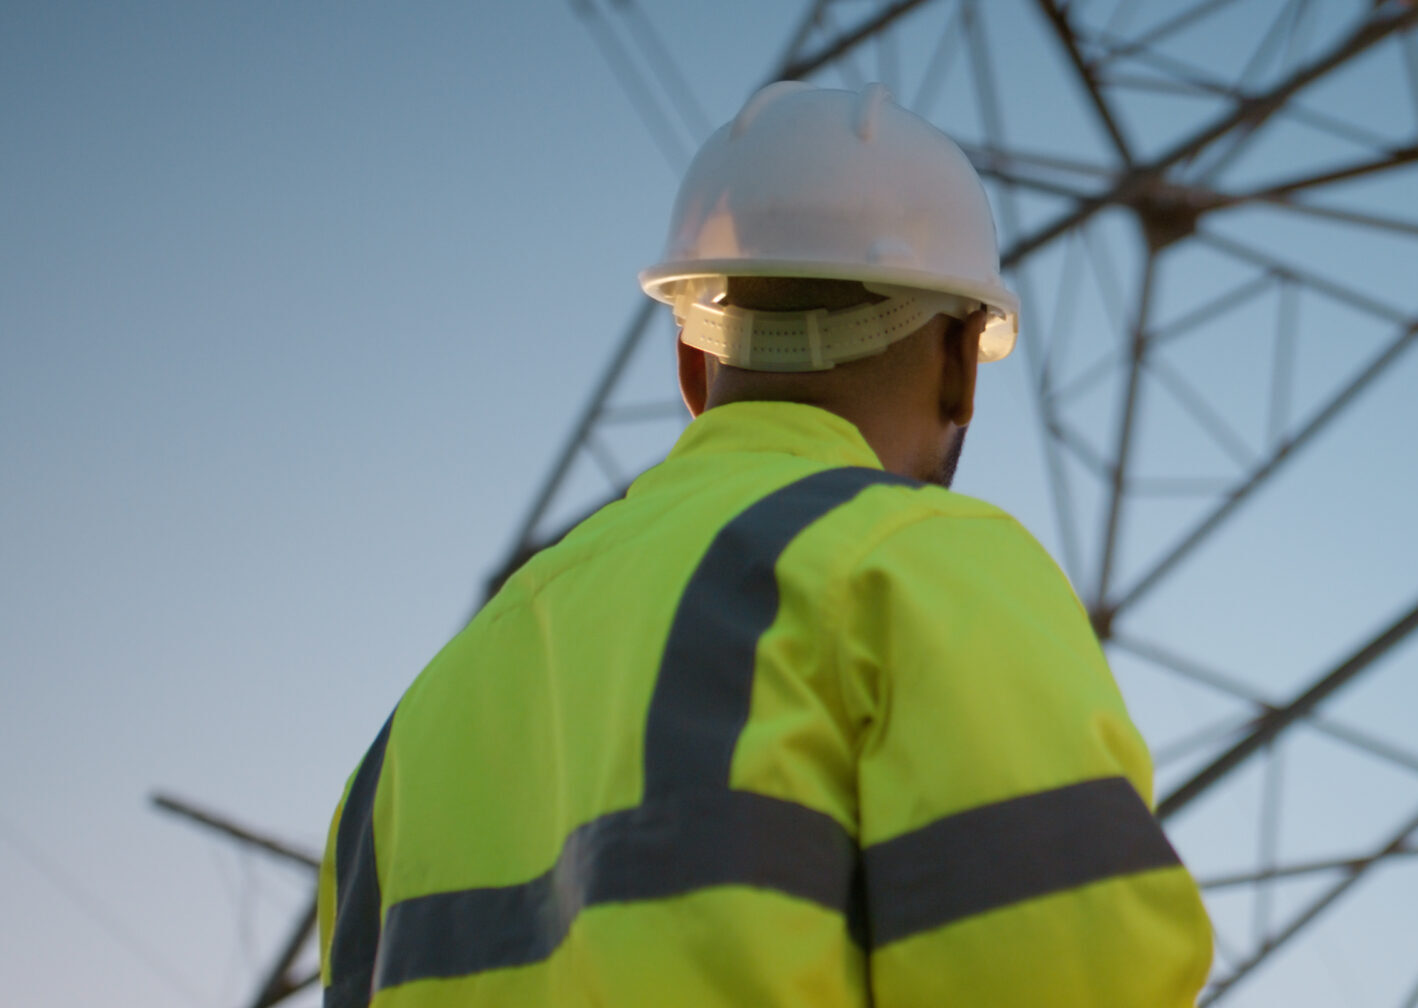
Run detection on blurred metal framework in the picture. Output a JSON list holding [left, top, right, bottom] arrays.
[[495, 2, 1418, 1006], [237, 2, 1418, 1005]]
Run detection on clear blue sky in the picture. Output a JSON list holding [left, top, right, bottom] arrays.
[[3, 3, 1415, 1007]]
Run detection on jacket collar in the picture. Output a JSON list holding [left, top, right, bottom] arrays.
[[662, 401, 884, 471]]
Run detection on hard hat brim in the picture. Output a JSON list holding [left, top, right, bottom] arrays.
[[640, 258, 1019, 362]]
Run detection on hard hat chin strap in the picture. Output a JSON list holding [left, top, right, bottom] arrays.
[[677, 286, 980, 372]]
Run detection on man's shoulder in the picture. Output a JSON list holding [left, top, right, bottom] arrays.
[[821, 475, 1069, 591], [825, 472, 1026, 543]]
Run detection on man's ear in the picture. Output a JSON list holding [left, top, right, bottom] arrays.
[[942, 309, 985, 427], [677, 335, 709, 418]]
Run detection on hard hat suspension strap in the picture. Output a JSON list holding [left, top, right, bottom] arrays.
[[678, 289, 979, 373]]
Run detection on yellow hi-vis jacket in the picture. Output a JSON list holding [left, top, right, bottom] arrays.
[[319, 401, 1213, 1008]]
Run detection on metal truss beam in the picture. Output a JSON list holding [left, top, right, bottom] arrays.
[[774, 0, 935, 82], [1201, 802, 1418, 1005], [152, 793, 319, 869], [1033, 0, 1135, 164], [1198, 843, 1418, 890], [1159, 596, 1418, 820], [152, 794, 321, 1007], [248, 898, 319, 1008], [1000, 4, 1418, 269], [1107, 308, 1418, 620], [492, 299, 656, 592]]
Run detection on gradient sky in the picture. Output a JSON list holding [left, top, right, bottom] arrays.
[[3, 3, 1416, 1007]]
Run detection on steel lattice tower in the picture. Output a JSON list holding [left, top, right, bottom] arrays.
[[492, 2, 1418, 1006], [240, 2, 1418, 1005]]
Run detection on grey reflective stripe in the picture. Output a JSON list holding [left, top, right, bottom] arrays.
[[375, 789, 859, 988], [372, 466, 916, 990], [863, 775, 1182, 947], [644, 466, 920, 796], [326, 711, 395, 1008]]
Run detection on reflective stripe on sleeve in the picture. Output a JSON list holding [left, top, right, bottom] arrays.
[[863, 775, 1182, 947], [375, 788, 860, 989], [327, 711, 395, 1008]]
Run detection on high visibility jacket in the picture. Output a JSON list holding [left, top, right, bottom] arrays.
[[319, 401, 1212, 1008]]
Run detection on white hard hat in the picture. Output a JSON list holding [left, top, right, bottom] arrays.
[[639, 81, 1019, 371]]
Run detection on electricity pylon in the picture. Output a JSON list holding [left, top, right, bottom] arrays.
[[230, 4, 1418, 1005], [495, 3, 1418, 1005]]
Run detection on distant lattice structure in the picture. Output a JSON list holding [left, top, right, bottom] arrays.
[[220, 4, 1418, 1005], [493, 3, 1418, 1006]]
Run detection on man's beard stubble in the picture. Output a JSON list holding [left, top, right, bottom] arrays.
[[930, 425, 968, 490]]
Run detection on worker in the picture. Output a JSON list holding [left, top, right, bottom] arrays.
[[318, 81, 1213, 1007]]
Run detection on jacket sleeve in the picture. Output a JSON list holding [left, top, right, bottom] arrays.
[[841, 510, 1213, 1006], [317, 788, 346, 990], [318, 713, 396, 1008]]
